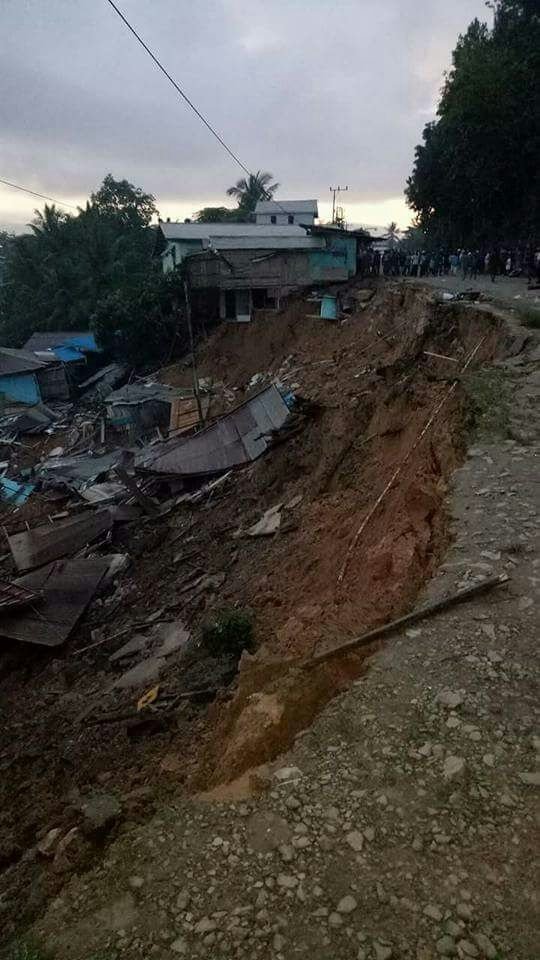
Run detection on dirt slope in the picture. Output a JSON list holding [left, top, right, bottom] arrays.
[[0, 281, 516, 944], [25, 293, 540, 960]]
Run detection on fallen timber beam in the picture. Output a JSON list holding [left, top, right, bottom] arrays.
[[304, 573, 510, 669]]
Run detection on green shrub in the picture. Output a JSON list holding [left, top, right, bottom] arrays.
[[201, 608, 254, 657], [515, 304, 540, 329], [464, 366, 511, 439], [9, 942, 51, 960]]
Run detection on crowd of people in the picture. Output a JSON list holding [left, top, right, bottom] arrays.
[[358, 244, 540, 284]]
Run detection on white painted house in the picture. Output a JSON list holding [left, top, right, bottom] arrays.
[[254, 200, 318, 226]]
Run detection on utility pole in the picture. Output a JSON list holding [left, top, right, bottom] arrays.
[[330, 185, 348, 224], [183, 278, 205, 426]]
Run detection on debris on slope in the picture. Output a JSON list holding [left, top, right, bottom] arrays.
[[0, 279, 526, 943]]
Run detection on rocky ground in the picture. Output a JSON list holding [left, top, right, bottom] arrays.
[[7, 294, 540, 960], [412, 273, 540, 316]]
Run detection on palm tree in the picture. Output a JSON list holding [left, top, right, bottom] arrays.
[[30, 204, 67, 238], [226, 170, 279, 214], [386, 221, 400, 246]]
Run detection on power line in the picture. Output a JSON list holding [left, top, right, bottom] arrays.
[[105, 0, 251, 178], [0, 177, 79, 210], [104, 0, 289, 216]]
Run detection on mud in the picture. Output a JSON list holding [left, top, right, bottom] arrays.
[[0, 282, 506, 937]]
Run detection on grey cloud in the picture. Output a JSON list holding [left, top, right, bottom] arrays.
[[1, 0, 489, 223]]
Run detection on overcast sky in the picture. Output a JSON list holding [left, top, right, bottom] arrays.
[[1, 0, 490, 233]]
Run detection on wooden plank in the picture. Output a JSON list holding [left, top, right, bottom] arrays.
[[304, 574, 510, 668], [8, 509, 113, 572], [114, 467, 160, 518], [0, 559, 110, 647]]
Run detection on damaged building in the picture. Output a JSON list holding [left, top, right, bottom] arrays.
[[156, 207, 370, 323]]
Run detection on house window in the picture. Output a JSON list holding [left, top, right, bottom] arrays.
[[270, 215, 277, 224], [288, 214, 294, 224]]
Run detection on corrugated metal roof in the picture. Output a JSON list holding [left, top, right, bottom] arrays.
[[255, 200, 318, 215], [159, 222, 309, 241], [0, 348, 47, 376], [106, 383, 193, 406], [138, 384, 289, 477], [0, 559, 110, 647], [212, 236, 323, 251], [24, 331, 88, 352]]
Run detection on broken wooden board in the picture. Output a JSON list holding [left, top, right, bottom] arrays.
[[0, 558, 110, 647], [0, 578, 43, 612], [7, 509, 113, 572]]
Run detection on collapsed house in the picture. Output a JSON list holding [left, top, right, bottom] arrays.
[[105, 383, 210, 441], [0, 347, 70, 403]]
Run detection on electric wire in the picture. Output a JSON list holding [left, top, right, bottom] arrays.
[[0, 177, 78, 210]]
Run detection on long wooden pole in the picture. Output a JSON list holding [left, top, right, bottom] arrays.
[[304, 573, 509, 669], [183, 278, 205, 426]]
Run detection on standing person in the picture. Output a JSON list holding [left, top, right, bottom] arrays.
[[488, 250, 499, 282], [470, 252, 478, 281], [459, 249, 467, 279], [475, 251, 484, 277], [450, 252, 459, 276]]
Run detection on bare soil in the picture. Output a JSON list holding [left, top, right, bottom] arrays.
[[0, 281, 514, 944]]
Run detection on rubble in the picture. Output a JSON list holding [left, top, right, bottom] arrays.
[[1, 280, 536, 951]]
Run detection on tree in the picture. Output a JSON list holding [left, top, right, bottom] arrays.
[[406, 1, 540, 247], [226, 170, 279, 215], [91, 269, 185, 368], [194, 206, 238, 223], [0, 175, 158, 346], [90, 174, 156, 228], [386, 221, 400, 246]]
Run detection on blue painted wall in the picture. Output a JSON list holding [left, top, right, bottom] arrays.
[[309, 235, 357, 280], [0, 372, 41, 404]]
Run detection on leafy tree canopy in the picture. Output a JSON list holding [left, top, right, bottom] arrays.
[[90, 269, 186, 369], [226, 170, 279, 215], [0, 175, 158, 349], [406, 0, 540, 247], [194, 206, 241, 223]]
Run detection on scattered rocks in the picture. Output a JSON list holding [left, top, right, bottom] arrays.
[[194, 916, 217, 935], [437, 935, 458, 956], [345, 830, 364, 852], [373, 942, 393, 960], [328, 912, 343, 927], [274, 766, 303, 783], [277, 874, 298, 889], [437, 690, 464, 710], [458, 940, 479, 957], [79, 792, 122, 837], [36, 828, 62, 858], [518, 771, 540, 786], [170, 936, 188, 954], [443, 756, 467, 781], [176, 889, 190, 910], [336, 894, 357, 914], [423, 904, 444, 921], [473, 933, 498, 958]]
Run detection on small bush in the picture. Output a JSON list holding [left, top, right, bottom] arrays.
[[464, 366, 511, 439], [514, 303, 540, 328], [201, 608, 254, 658], [9, 942, 51, 960]]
